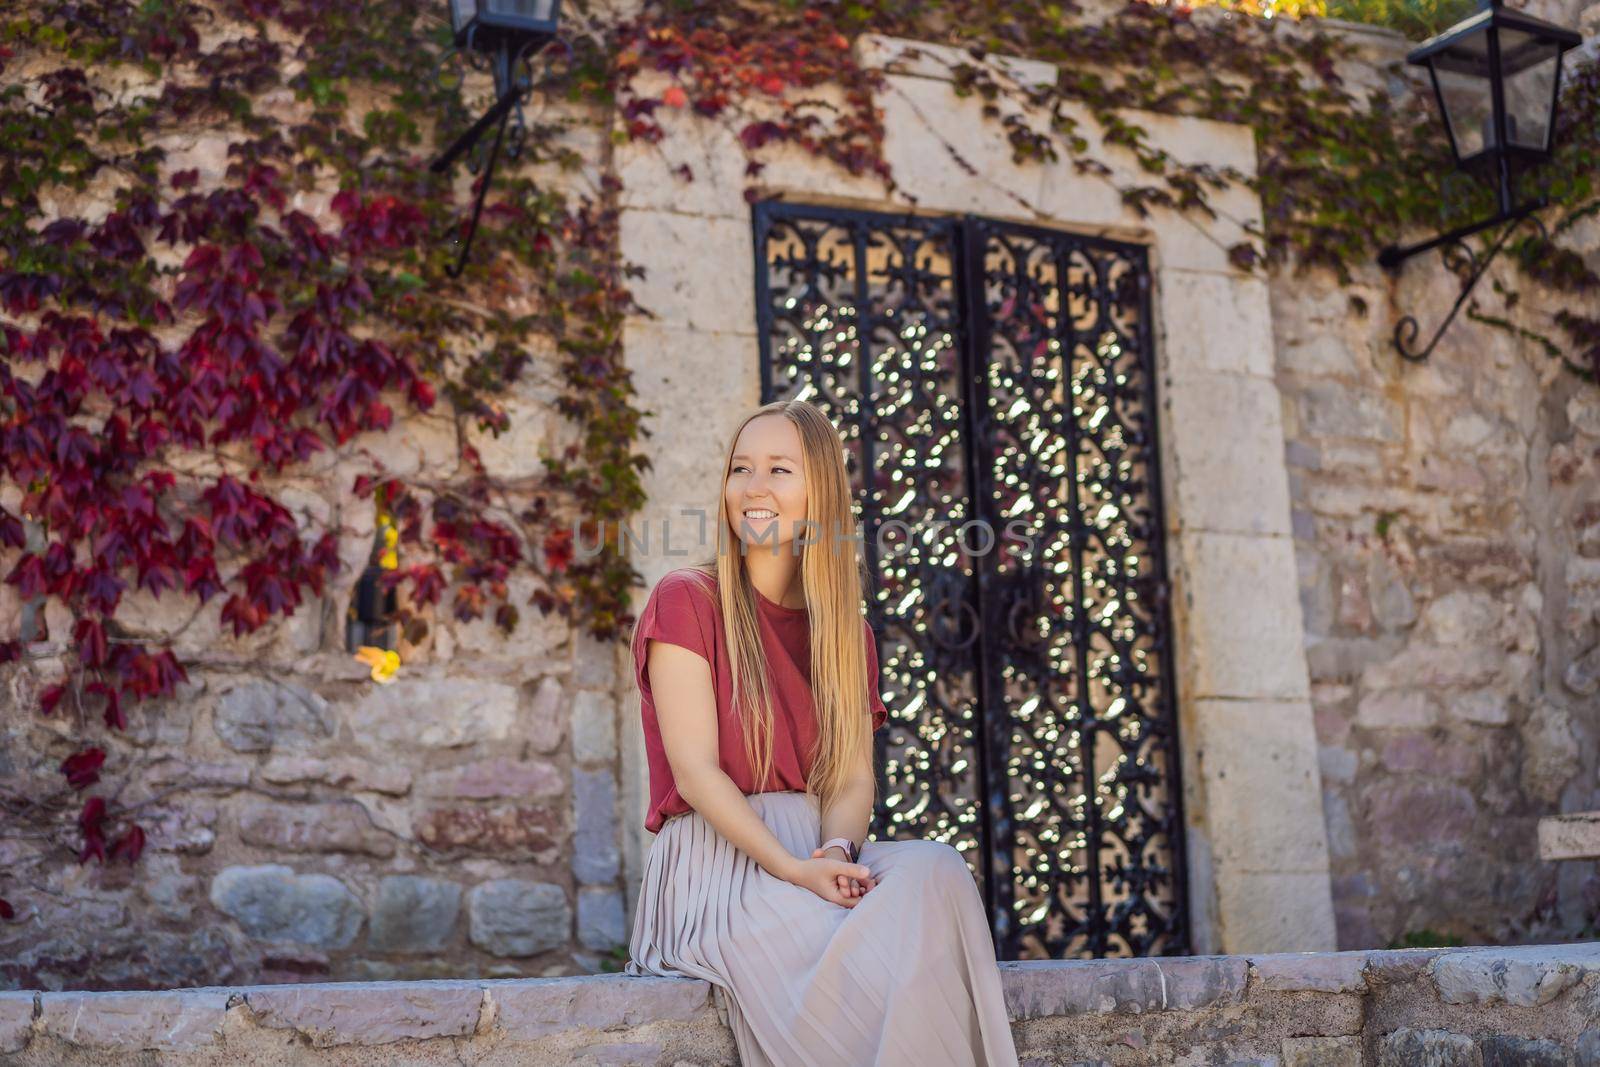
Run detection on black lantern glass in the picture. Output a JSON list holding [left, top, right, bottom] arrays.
[[1408, 0, 1580, 175], [449, 0, 561, 52]]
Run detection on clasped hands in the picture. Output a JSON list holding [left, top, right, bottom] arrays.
[[788, 843, 877, 908]]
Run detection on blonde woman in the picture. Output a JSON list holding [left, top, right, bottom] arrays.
[[625, 400, 1019, 1066]]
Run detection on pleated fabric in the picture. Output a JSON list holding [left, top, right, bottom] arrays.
[[625, 789, 1020, 1067]]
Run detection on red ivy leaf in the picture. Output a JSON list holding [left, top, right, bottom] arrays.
[[0, 898, 13, 920], [60, 747, 106, 790], [40, 682, 68, 716], [77, 796, 108, 864], [109, 824, 146, 864], [74, 617, 109, 667]]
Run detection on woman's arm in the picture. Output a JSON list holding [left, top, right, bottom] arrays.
[[814, 747, 876, 899], [647, 639, 802, 883], [817, 772, 873, 859]]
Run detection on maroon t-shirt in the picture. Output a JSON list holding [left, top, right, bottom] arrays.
[[632, 568, 889, 834]]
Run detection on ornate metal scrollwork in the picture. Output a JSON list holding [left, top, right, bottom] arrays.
[[1387, 207, 1550, 363], [752, 203, 1188, 960]]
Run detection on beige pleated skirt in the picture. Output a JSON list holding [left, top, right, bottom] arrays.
[[625, 789, 1019, 1067]]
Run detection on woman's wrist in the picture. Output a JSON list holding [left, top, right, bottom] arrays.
[[772, 852, 806, 883], [819, 836, 856, 863]]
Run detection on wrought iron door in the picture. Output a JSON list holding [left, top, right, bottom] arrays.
[[751, 202, 1188, 960]]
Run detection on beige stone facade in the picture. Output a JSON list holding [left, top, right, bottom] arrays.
[[4, 0, 1600, 991]]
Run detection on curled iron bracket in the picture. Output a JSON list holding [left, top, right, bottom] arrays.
[[428, 35, 568, 278], [1377, 199, 1549, 363]]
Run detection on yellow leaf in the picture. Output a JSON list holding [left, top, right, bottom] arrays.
[[354, 645, 402, 684]]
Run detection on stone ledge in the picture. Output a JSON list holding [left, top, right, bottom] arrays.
[[1, 944, 1597, 1064]]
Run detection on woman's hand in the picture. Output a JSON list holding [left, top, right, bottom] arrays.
[[786, 850, 875, 908], [812, 845, 877, 901]]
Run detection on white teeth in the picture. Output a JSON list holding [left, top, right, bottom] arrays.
[[744, 509, 776, 519]]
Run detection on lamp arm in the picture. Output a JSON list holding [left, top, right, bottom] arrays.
[[442, 100, 513, 280], [1391, 209, 1549, 363]]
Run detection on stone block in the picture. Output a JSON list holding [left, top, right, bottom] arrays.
[[468, 880, 571, 957], [488, 974, 709, 1040], [417, 758, 563, 800], [209, 865, 364, 949], [1002, 959, 1168, 1018], [572, 690, 619, 764], [574, 768, 621, 885], [137, 759, 252, 793], [1378, 1028, 1481, 1067], [1379, 733, 1479, 778], [243, 981, 482, 1047], [1355, 690, 1436, 729], [528, 676, 569, 754], [348, 677, 519, 749], [1299, 382, 1402, 444], [1158, 271, 1276, 378], [1282, 1035, 1362, 1067], [1251, 950, 1368, 993], [619, 211, 755, 334], [1277, 333, 1365, 378], [1539, 813, 1600, 861], [413, 805, 564, 859], [1173, 531, 1313, 701], [878, 70, 1053, 219], [0, 993, 32, 1053], [257, 756, 413, 795], [1188, 699, 1330, 873], [1522, 704, 1580, 805], [1031, 100, 1261, 274], [1163, 372, 1294, 538], [1152, 955, 1249, 1010], [1478, 1035, 1569, 1067], [237, 800, 395, 858], [1360, 644, 1501, 691], [577, 888, 628, 951], [1432, 943, 1600, 1007], [369, 876, 463, 954], [1212, 869, 1338, 953], [38, 989, 229, 1051], [465, 393, 558, 482], [1364, 782, 1476, 851], [1577, 1029, 1600, 1067], [213, 681, 334, 752]]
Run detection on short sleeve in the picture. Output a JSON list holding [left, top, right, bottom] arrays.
[[864, 621, 888, 732], [634, 571, 716, 696]]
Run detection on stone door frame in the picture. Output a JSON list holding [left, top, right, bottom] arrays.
[[613, 33, 1336, 953]]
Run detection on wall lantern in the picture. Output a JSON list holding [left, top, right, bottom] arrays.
[[1377, 0, 1581, 362], [429, 0, 564, 277]]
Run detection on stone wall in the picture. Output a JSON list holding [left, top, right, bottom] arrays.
[[3, 943, 1599, 1065], [1273, 6, 1600, 950], [5, 0, 1600, 989], [0, 592, 634, 989]]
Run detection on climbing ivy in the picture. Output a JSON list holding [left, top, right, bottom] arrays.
[[0, 0, 644, 918]]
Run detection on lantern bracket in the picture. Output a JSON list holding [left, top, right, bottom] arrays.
[[1379, 199, 1548, 362], [428, 34, 565, 278]]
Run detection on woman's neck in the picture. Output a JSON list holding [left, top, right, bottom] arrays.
[[743, 552, 806, 609]]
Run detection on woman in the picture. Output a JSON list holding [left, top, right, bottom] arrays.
[[625, 399, 1019, 1067]]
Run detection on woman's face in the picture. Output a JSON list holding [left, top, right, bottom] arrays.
[[725, 415, 808, 554]]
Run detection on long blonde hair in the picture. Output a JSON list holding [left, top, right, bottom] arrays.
[[683, 400, 878, 814]]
